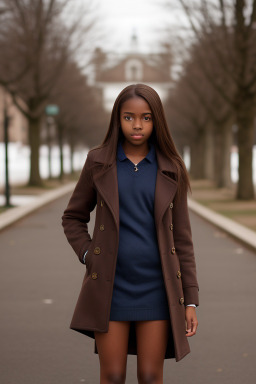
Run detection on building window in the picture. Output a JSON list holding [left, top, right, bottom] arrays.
[[125, 59, 143, 81]]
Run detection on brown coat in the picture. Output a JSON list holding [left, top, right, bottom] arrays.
[[61, 143, 199, 362]]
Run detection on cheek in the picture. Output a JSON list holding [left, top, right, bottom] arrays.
[[120, 120, 130, 132], [145, 122, 154, 134]]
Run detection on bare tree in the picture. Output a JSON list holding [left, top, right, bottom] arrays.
[[181, 46, 234, 187], [165, 0, 256, 199], [0, 0, 95, 186], [47, 59, 108, 180], [165, 78, 210, 180]]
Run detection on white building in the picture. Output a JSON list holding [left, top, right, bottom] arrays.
[[89, 33, 173, 112]]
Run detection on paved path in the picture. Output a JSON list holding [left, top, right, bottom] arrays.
[[0, 194, 255, 384]]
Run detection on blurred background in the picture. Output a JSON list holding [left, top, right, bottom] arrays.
[[1, 1, 256, 383], [1, 0, 256, 204]]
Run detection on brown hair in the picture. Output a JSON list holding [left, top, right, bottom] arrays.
[[91, 83, 191, 201]]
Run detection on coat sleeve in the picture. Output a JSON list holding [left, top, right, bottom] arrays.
[[61, 150, 97, 264], [172, 185, 199, 307]]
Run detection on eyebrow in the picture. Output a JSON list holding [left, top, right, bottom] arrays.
[[123, 112, 152, 115]]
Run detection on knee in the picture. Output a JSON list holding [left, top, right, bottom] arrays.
[[137, 370, 160, 384], [104, 371, 126, 384]]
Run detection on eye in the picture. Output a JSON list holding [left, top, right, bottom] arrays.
[[144, 116, 151, 121], [124, 116, 132, 121]]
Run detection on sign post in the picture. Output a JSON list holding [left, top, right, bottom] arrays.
[[45, 105, 59, 179]]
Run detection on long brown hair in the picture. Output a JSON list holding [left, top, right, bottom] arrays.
[[90, 83, 191, 201]]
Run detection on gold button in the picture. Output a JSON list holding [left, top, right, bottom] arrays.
[[171, 247, 175, 254], [169, 202, 173, 209], [179, 297, 184, 305], [169, 223, 173, 231], [94, 247, 101, 255], [100, 200, 104, 207], [177, 270, 181, 279], [91, 272, 98, 279], [100, 224, 104, 231]]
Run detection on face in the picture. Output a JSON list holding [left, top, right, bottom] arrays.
[[119, 96, 154, 147]]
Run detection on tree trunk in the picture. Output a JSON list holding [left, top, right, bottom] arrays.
[[48, 145, 53, 179], [28, 117, 43, 186], [221, 123, 233, 188], [70, 141, 75, 175], [58, 124, 64, 181], [204, 124, 215, 181], [190, 128, 205, 179], [46, 120, 53, 179], [236, 102, 255, 200], [215, 123, 232, 188], [4, 105, 11, 206]]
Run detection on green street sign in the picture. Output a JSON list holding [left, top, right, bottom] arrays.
[[45, 105, 59, 116]]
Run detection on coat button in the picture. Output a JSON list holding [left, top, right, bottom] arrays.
[[177, 270, 181, 279], [169, 223, 173, 231], [179, 297, 184, 305], [91, 272, 98, 279], [100, 200, 104, 207], [100, 224, 104, 231], [169, 202, 173, 209], [171, 247, 176, 254], [94, 247, 101, 254]]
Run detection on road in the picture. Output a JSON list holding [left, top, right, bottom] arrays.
[[0, 194, 255, 384]]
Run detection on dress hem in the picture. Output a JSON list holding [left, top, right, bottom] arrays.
[[109, 305, 170, 321]]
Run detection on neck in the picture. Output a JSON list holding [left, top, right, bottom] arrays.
[[122, 140, 150, 157]]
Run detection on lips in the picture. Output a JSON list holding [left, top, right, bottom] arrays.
[[131, 134, 144, 140]]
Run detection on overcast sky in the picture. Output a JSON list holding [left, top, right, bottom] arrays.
[[67, 0, 190, 75], [95, 0, 185, 53]]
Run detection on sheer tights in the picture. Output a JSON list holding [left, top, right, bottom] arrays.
[[94, 320, 170, 384]]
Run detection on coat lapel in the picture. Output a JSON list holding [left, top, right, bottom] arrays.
[[92, 143, 178, 231], [154, 148, 178, 229], [93, 161, 119, 230]]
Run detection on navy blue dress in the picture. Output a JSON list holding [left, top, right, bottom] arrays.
[[109, 139, 170, 321]]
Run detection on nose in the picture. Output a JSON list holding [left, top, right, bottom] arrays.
[[133, 117, 142, 129]]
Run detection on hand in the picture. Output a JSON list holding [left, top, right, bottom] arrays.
[[185, 306, 198, 337]]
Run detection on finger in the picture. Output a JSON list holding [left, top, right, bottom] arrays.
[[186, 320, 198, 336], [191, 321, 198, 336], [186, 328, 196, 337], [192, 321, 197, 334], [186, 317, 192, 333]]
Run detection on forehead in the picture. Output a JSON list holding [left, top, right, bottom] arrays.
[[120, 96, 151, 113]]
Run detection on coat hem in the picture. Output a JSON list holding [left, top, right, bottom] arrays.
[[175, 347, 191, 362], [70, 325, 105, 337]]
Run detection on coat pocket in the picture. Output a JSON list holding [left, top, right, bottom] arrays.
[[84, 242, 94, 268]]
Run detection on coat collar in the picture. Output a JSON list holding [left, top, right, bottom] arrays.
[[91, 141, 178, 174]]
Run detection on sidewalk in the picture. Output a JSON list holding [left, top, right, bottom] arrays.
[[0, 177, 77, 231], [189, 179, 256, 232], [2, 188, 255, 383], [188, 179, 256, 251], [0, 174, 80, 213]]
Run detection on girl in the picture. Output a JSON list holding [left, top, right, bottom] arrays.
[[62, 83, 199, 384]]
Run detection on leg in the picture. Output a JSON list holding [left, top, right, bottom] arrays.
[[135, 320, 170, 384], [94, 321, 130, 384]]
